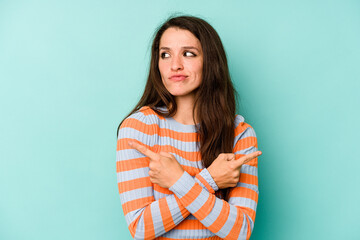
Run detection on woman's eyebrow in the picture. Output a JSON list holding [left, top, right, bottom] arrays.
[[182, 46, 200, 51], [159, 46, 200, 51]]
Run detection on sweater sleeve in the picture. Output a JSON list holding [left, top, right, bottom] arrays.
[[169, 119, 259, 240], [116, 110, 219, 239]]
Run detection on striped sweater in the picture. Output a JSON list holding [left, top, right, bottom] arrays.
[[116, 106, 259, 240]]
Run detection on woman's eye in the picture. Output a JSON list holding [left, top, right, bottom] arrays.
[[184, 51, 196, 57], [160, 52, 170, 58]]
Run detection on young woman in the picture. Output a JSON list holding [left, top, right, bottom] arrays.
[[116, 15, 261, 240]]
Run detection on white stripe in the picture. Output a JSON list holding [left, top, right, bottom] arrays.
[[117, 167, 149, 182], [119, 187, 153, 204]]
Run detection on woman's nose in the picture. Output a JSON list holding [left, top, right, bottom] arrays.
[[170, 55, 183, 71]]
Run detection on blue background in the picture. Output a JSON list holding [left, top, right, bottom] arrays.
[[1, 0, 359, 239]]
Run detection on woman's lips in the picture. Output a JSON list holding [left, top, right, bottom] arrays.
[[169, 75, 188, 81]]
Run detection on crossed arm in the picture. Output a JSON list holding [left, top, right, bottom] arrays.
[[117, 119, 260, 240], [117, 142, 223, 239]]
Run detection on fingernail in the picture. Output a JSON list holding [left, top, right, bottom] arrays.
[[258, 151, 262, 155]]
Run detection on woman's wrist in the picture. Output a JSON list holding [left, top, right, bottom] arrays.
[[168, 169, 185, 189], [199, 168, 219, 191]]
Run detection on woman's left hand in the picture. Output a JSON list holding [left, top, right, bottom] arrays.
[[128, 141, 184, 189]]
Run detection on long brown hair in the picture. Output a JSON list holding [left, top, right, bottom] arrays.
[[117, 15, 238, 200]]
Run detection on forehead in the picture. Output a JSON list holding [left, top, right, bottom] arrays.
[[159, 27, 201, 49]]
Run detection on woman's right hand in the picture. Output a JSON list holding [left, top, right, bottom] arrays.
[[207, 151, 262, 189]]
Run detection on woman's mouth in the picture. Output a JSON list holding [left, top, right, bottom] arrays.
[[169, 75, 188, 81]]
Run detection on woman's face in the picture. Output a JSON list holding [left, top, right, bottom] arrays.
[[158, 27, 203, 100]]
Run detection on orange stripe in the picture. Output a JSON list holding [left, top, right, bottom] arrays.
[[117, 157, 200, 176], [157, 236, 222, 240], [180, 183, 202, 207], [233, 136, 257, 152], [159, 198, 176, 232], [117, 141, 202, 163], [225, 208, 244, 240], [119, 118, 158, 134], [116, 157, 149, 172], [174, 195, 189, 219], [245, 158, 258, 168], [160, 145, 201, 162], [143, 207, 155, 239], [118, 177, 152, 194], [193, 193, 215, 221], [122, 196, 154, 215], [175, 219, 207, 230], [239, 173, 258, 185], [164, 130, 198, 142], [128, 218, 140, 238], [228, 187, 258, 202], [154, 184, 173, 195], [119, 118, 199, 142], [208, 201, 230, 233], [195, 173, 215, 194], [234, 121, 252, 136], [116, 163, 200, 180], [140, 106, 165, 120], [182, 165, 201, 176]]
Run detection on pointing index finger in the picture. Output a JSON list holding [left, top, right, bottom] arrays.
[[235, 151, 262, 168], [128, 141, 159, 160]]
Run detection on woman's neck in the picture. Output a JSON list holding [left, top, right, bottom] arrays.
[[172, 95, 198, 125]]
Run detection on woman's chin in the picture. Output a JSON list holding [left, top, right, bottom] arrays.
[[170, 91, 196, 99]]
